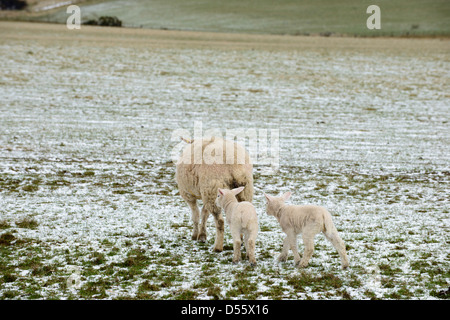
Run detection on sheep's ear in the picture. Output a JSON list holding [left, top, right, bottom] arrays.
[[282, 192, 291, 201], [264, 193, 273, 202], [218, 188, 224, 195], [232, 186, 245, 195]]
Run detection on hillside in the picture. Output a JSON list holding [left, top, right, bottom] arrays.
[[19, 0, 450, 36]]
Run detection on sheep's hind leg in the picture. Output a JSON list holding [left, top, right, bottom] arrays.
[[184, 197, 200, 241], [231, 227, 241, 263], [246, 235, 257, 266], [324, 230, 349, 269], [198, 206, 209, 242], [212, 210, 224, 252]]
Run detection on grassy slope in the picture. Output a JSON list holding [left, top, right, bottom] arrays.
[[32, 0, 450, 36]]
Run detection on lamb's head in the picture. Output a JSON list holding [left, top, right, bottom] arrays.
[[216, 186, 245, 208], [264, 192, 291, 217]]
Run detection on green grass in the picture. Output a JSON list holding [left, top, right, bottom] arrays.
[[1, 225, 448, 299], [0, 220, 11, 230], [1, 161, 447, 300], [16, 217, 39, 229], [30, 0, 450, 36]]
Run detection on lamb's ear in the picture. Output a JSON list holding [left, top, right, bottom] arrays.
[[282, 191, 291, 201], [264, 193, 273, 202], [218, 188, 225, 196], [232, 186, 245, 195]]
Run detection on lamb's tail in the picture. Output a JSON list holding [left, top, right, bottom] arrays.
[[323, 210, 338, 234]]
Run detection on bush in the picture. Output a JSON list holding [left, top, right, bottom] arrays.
[[84, 19, 99, 26], [84, 16, 122, 27], [0, 0, 27, 10]]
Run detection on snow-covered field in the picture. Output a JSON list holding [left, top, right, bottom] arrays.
[[0, 22, 449, 300]]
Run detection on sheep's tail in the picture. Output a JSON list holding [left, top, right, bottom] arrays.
[[180, 136, 216, 144], [180, 136, 193, 144], [323, 210, 338, 234], [232, 177, 254, 203]]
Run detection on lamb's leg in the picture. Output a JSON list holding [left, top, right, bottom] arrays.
[[278, 234, 291, 262], [290, 234, 302, 266], [186, 200, 200, 241], [299, 230, 316, 268], [212, 210, 224, 252], [231, 227, 241, 263], [246, 234, 257, 266], [324, 230, 349, 269], [198, 206, 209, 242]]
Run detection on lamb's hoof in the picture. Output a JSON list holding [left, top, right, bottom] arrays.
[[213, 247, 223, 253], [278, 256, 287, 263], [249, 262, 257, 267], [198, 234, 207, 242], [297, 261, 308, 268]]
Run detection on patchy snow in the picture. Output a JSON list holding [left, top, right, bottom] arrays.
[[0, 26, 449, 299]]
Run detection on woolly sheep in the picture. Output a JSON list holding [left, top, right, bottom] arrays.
[[264, 192, 349, 269], [176, 137, 253, 252], [216, 186, 258, 266]]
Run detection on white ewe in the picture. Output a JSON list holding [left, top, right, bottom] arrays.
[[216, 187, 258, 266], [264, 192, 349, 269], [176, 137, 253, 252]]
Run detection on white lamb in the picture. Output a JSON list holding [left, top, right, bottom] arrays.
[[216, 187, 258, 266], [264, 192, 349, 269]]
